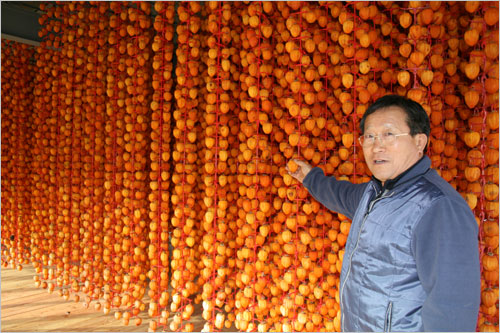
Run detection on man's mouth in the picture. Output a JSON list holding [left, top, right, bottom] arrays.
[[374, 159, 387, 165]]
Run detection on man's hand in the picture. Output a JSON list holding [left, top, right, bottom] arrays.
[[286, 159, 313, 183]]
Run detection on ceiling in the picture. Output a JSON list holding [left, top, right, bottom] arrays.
[[1, 2, 161, 46], [2, 1, 43, 44]]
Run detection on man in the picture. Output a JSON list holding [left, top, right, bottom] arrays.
[[287, 95, 480, 332]]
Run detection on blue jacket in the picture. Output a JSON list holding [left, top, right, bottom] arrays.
[[303, 156, 480, 332]]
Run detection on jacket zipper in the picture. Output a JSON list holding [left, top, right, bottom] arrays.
[[340, 188, 393, 331], [384, 301, 393, 332]]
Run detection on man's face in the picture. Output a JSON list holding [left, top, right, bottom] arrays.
[[362, 106, 427, 185]]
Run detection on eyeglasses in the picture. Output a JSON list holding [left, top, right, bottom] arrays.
[[358, 132, 411, 147]]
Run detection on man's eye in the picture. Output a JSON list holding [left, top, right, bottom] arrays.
[[383, 132, 395, 138], [365, 134, 375, 139]]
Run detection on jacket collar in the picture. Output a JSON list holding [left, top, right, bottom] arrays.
[[371, 155, 431, 193]]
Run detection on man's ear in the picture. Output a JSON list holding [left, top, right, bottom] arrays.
[[416, 133, 428, 153]]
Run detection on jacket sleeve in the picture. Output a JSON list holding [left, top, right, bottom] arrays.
[[302, 167, 368, 220], [411, 196, 481, 332]]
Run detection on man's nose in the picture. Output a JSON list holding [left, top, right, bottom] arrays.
[[372, 136, 386, 150]]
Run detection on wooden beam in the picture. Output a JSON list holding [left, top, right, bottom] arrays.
[[1, 33, 40, 47]]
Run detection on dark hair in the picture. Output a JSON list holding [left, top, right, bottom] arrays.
[[359, 94, 430, 152]]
